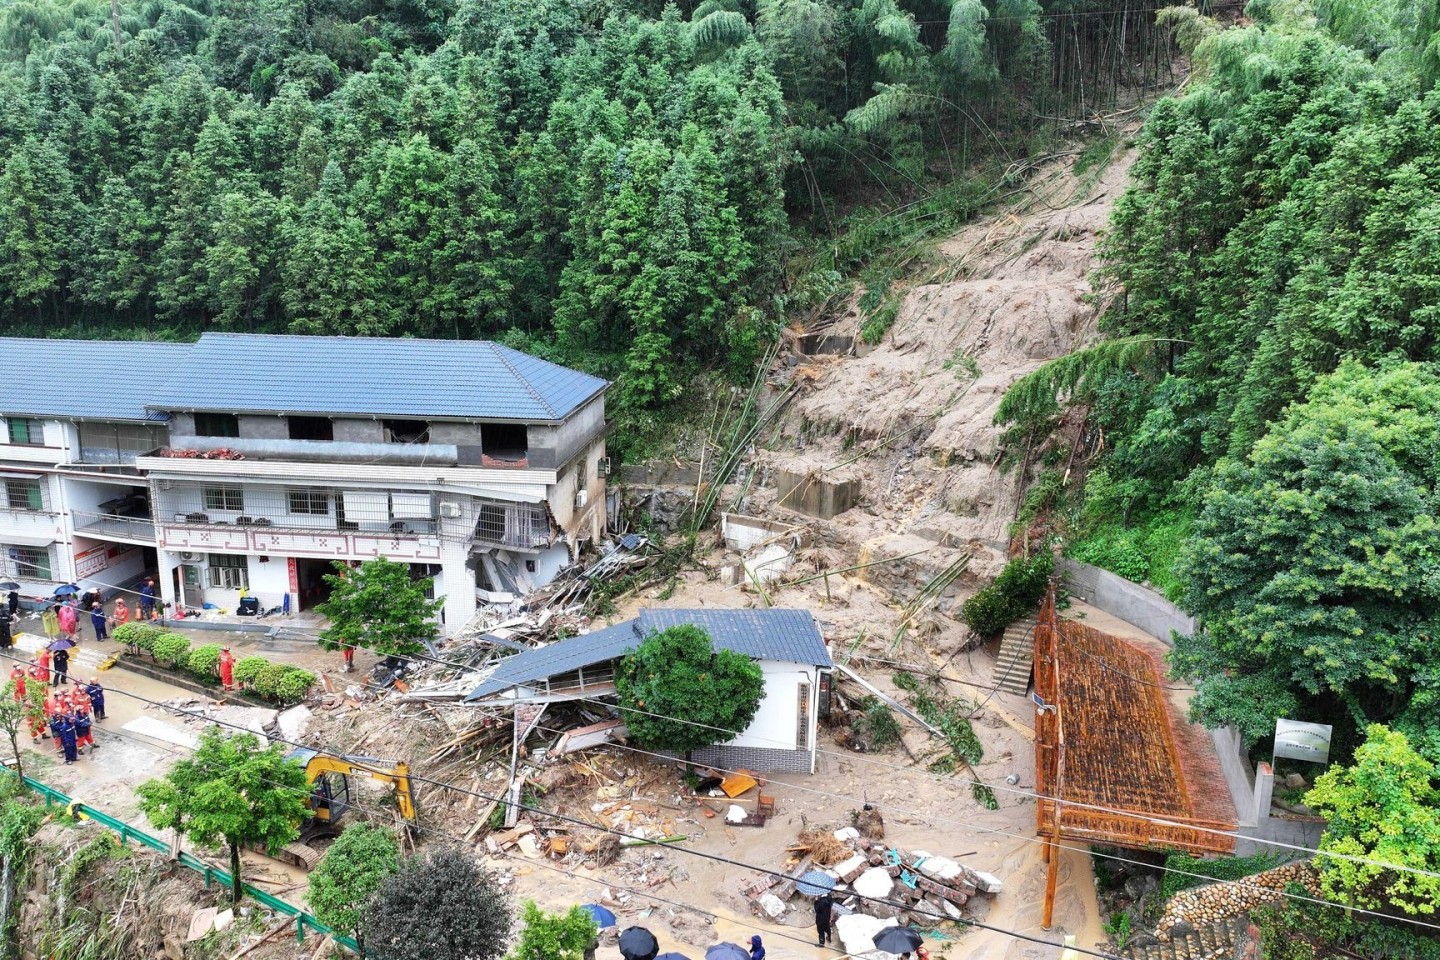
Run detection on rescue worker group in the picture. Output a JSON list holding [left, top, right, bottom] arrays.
[[10, 655, 107, 765]]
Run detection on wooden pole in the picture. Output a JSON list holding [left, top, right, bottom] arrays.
[[1041, 580, 1063, 930]]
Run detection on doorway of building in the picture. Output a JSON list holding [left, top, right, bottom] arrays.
[[294, 558, 339, 612]]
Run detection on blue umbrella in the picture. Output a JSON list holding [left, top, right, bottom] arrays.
[[579, 903, 617, 928], [53, 585, 79, 596], [704, 945, 750, 960], [46, 637, 76, 652], [656, 954, 694, 960], [796, 869, 837, 897]]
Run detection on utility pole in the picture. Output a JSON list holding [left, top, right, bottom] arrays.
[[109, 0, 122, 56]]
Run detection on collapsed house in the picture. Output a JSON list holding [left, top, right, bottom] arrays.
[[465, 609, 834, 773]]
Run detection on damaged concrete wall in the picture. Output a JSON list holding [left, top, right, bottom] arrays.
[[774, 469, 861, 519]]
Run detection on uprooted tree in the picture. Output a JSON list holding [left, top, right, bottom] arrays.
[[615, 624, 764, 755], [137, 727, 311, 903], [317, 557, 443, 660]]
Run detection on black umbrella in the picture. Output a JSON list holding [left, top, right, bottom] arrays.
[[872, 926, 924, 954], [656, 954, 694, 960], [0, 581, 20, 592], [619, 926, 660, 960], [704, 945, 750, 960]]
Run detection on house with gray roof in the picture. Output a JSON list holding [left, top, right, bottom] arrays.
[[0, 334, 609, 633], [467, 609, 833, 774]]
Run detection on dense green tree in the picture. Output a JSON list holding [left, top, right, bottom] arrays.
[[0, 137, 77, 315], [1172, 361, 1440, 747], [316, 557, 443, 660], [615, 624, 764, 754], [361, 849, 512, 960], [307, 823, 401, 951], [1305, 725, 1440, 916], [137, 727, 311, 903], [506, 903, 598, 960]]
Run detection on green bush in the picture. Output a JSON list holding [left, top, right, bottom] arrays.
[[114, 622, 165, 652], [251, 663, 290, 700], [234, 656, 268, 687], [273, 668, 316, 705], [857, 696, 902, 748], [186, 643, 223, 681], [961, 553, 1053, 636], [151, 633, 191, 668]]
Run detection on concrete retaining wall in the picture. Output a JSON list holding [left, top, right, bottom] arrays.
[[1058, 558, 1195, 642]]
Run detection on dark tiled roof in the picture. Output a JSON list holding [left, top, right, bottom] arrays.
[[465, 609, 830, 701], [0, 339, 192, 420], [147, 333, 607, 422]]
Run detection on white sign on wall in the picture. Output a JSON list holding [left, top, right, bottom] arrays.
[[1274, 719, 1333, 765]]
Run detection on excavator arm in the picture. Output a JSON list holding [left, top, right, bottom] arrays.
[[288, 747, 418, 823]]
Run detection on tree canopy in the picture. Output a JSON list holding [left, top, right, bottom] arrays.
[[307, 823, 401, 948], [506, 902, 598, 960], [0, 0, 1180, 418], [615, 623, 765, 754], [317, 557, 443, 659], [361, 848, 512, 960], [1171, 361, 1440, 749], [137, 726, 311, 903], [1305, 725, 1440, 917]]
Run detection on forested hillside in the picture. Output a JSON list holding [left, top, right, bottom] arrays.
[[0, 0, 1173, 412], [998, 0, 1440, 762]]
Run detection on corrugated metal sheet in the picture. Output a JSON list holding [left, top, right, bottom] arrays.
[[466, 609, 831, 701], [146, 334, 607, 422], [0, 339, 191, 421]]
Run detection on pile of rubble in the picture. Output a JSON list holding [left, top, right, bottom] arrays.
[[743, 818, 1002, 938]]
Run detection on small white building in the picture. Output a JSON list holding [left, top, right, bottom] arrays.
[[465, 609, 833, 773]]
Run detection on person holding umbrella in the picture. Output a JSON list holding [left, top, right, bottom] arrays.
[[0, 604, 12, 651], [870, 926, 924, 956], [619, 926, 659, 960], [51, 640, 72, 686], [814, 891, 836, 947]]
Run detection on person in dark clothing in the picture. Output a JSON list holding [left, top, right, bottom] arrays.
[[52, 647, 69, 686], [56, 713, 77, 764], [73, 711, 91, 756], [0, 607, 11, 650], [5, 590, 17, 618], [84, 678, 105, 721], [139, 579, 157, 620], [748, 935, 765, 960], [89, 603, 108, 642], [814, 893, 835, 947]]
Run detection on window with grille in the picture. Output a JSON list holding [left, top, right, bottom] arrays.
[[796, 681, 811, 750], [3, 479, 42, 511], [77, 421, 166, 463], [203, 486, 244, 512], [5, 418, 40, 445], [288, 489, 331, 515], [8, 546, 50, 580], [207, 554, 249, 589], [195, 412, 239, 438]]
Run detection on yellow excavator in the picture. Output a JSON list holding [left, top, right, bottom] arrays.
[[268, 747, 418, 870]]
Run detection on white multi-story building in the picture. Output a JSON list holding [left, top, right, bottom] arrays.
[[0, 334, 610, 634]]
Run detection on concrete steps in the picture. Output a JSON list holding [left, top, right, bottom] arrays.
[[991, 619, 1035, 695], [1123, 914, 1253, 960]]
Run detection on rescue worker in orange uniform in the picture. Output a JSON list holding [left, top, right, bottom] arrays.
[[218, 647, 236, 690]]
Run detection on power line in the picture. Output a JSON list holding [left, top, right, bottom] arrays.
[[16, 646, 1439, 941]]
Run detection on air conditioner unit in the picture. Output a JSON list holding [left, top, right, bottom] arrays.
[[575, 490, 588, 509], [597, 457, 611, 477], [438, 501, 463, 518], [179, 551, 203, 563]]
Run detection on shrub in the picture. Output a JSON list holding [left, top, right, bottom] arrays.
[[114, 622, 165, 652], [961, 553, 1053, 636], [151, 633, 191, 669], [857, 696, 902, 748], [187, 644, 223, 681], [234, 657, 268, 687], [273, 668, 316, 705], [251, 663, 290, 700]]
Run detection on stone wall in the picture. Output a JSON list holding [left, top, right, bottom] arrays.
[[1058, 557, 1195, 642]]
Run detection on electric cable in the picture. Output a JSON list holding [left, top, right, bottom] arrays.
[[6, 644, 1434, 942]]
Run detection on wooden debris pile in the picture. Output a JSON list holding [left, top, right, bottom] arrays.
[[742, 819, 1003, 927]]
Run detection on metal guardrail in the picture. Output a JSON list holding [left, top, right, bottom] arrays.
[[20, 775, 358, 952]]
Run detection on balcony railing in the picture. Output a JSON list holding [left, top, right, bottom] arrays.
[[72, 511, 157, 544]]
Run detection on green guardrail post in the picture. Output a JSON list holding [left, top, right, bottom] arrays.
[[296, 915, 305, 944]]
